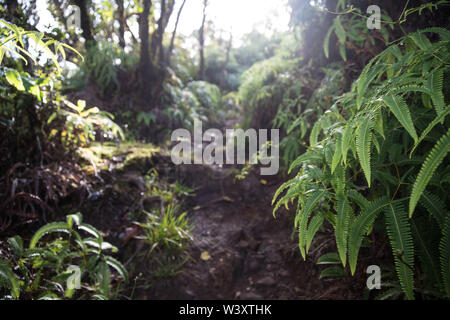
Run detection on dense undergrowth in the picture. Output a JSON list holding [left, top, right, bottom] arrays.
[[1, 0, 450, 300]]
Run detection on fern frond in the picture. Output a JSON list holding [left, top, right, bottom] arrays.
[[288, 152, 323, 174], [411, 105, 450, 155], [341, 121, 353, 165], [273, 183, 302, 217], [348, 196, 390, 275], [347, 190, 370, 210], [331, 134, 343, 173], [410, 129, 450, 217], [297, 189, 327, 260], [427, 70, 445, 117], [310, 120, 322, 147], [419, 190, 448, 228], [440, 215, 450, 298], [411, 220, 441, 287], [306, 213, 325, 253], [383, 95, 418, 143], [356, 117, 373, 186], [384, 202, 415, 300], [409, 32, 432, 50], [335, 194, 352, 267]]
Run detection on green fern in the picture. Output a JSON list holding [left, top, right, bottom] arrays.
[[356, 117, 373, 186], [440, 215, 450, 298], [410, 129, 450, 217], [335, 194, 352, 267], [384, 202, 415, 300], [306, 213, 325, 253], [427, 70, 445, 117], [383, 95, 418, 143], [348, 197, 390, 275], [296, 189, 328, 259]]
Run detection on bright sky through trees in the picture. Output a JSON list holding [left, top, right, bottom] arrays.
[[36, 0, 290, 46], [171, 0, 290, 41]]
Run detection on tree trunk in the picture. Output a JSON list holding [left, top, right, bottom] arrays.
[[139, 0, 153, 105], [198, 0, 207, 80], [73, 0, 95, 49], [115, 0, 126, 49], [167, 0, 187, 66], [220, 32, 232, 89]]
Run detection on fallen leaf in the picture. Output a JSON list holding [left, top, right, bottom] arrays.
[[201, 251, 211, 261]]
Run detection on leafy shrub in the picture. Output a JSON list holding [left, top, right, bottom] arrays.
[[0, 213, 128, 300], [48, 99, 124, 149]]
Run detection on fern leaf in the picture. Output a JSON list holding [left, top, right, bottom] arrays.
[[288, 152, 323, 174], [410, 129, 450, 217], [335, 194, 352, 267], [357, 117, 373, 187], [273, 184, 301, 217], [310, 120, 322, 147], [419, 190, 448, 228], [297, 190, 327, 259], [409, 32, 432, 50], [348, 197, 390, 275], [331, 134, 343, 173], [427, 70, 445, 117], [347, 190, 370, 210], [440, 215, 450, 298], [383, 95, 418, 143], [306, 213, 324, 253], [410, 105, 450, 156], [341, 122, 353, 164], [411, 220, 441, 287], [384, 202, 415, 300], [323, 26, 334, 59]]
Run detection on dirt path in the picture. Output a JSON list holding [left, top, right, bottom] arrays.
[[145, 163, 367, 300], [79, 142, 372, 300]]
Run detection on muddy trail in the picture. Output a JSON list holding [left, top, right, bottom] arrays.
[[131, 161, 370, 300]]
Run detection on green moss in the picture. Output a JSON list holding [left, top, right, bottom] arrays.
[[78, 142, 161, 174]]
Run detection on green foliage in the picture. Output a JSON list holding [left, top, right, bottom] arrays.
[[48, 99, 124, 149], [0, 18, 82, 72], [0, 213, 128, 300], [66, 42, 132, 97], [274, 26, 450, 299]]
